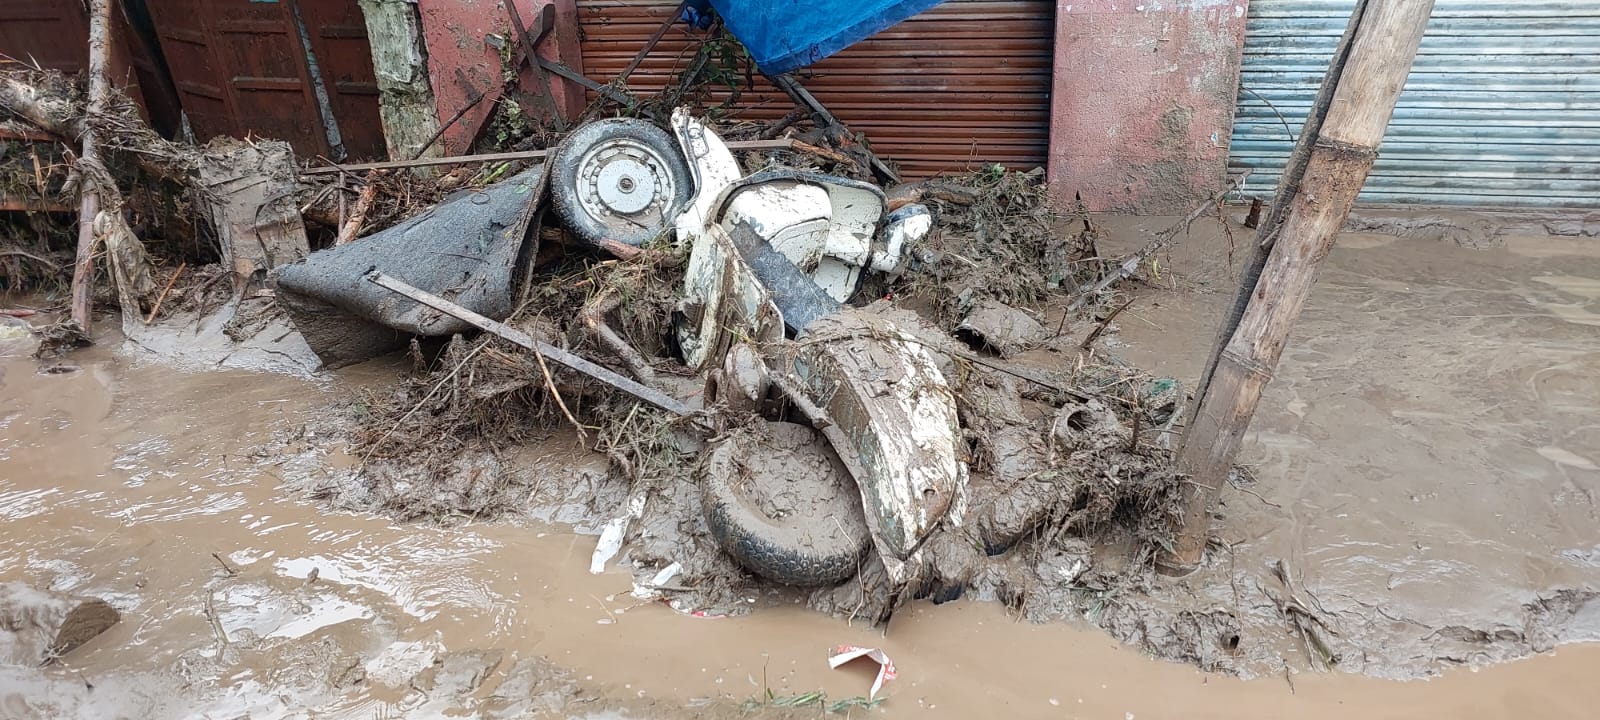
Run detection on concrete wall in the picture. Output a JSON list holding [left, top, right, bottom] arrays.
[[1048, 1, 1248, 213]]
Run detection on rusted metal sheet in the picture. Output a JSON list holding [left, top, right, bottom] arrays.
[[575, 0, 1055, 180], [416, 0, 585, 156], [202, 1, 327, 153], [145, 0, 239, 142], [0, 0, 91, 72], [145, 0, 322, 148]]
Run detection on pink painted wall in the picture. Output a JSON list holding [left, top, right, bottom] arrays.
[[416, 0, 584, 156], [1048, 1, 1248, 213]]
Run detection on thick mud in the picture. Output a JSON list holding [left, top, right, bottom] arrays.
[[3, 211, 1599, 717]]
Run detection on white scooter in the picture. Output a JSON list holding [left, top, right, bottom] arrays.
[[550, 110, 964, 587]]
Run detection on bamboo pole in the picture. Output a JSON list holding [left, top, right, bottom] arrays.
[[1183, 0, 1373, 420], [69, 0, 115, 333], [1162, 0, 1436, 572]]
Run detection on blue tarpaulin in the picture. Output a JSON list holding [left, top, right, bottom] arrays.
[[685, 0, 947, 74]]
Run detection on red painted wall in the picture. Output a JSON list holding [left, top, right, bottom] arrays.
[[416, 0, 584, 156], [1048, 1, 1248, 213]]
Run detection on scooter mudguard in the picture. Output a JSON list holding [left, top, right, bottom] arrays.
[[790, 308, 967, 568]]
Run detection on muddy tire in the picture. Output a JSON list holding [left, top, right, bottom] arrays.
[[698, 422, 870, 587], [550, 119, 692, 246]]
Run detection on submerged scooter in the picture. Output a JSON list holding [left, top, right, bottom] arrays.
[[659, 109, 960, 588], [521, 108, 960, 585]]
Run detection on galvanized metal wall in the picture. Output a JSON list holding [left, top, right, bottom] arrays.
[[1232, 0, 1600, 208], [576, 0, 1055, 180]]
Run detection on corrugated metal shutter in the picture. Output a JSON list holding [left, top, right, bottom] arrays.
[[1231, 0, 1600, 208], [576, 0, 1054, 180]]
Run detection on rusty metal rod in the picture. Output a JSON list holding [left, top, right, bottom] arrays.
[[301, 139, 796, 175]]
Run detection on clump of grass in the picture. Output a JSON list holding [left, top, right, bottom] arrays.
[[742, 688, 886, 715]]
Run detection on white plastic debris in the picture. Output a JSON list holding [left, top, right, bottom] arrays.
[[649, 561, 682, 587], [589, 517, 628, 574], [590, 495, 646, 574]]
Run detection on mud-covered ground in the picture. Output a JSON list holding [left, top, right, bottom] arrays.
[[3, 209, 1599, 718]]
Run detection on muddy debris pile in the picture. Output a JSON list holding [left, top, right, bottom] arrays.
[[257, 109, 1218, 666], [4, 62, 1232, 671], [1, 65, 324, 362], [896, 165, 1104, 330]]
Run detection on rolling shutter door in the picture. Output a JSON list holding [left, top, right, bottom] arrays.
[[576, 0, 1055, 180], [1231, 0, 1600, 208]]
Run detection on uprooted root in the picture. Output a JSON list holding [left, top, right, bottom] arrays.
[[2, 64, 214, 294], [1, 65, 199, 182]]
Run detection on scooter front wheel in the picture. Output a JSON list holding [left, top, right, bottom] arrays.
[[698, 421, 870, 587]]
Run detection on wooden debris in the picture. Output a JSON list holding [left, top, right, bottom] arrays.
[[759, 109, 806, 140], [1243, 197, 1264, 229], [578, 287, 658, 386], [768, 72, 899, 184], [1166, 0, 1435, 570], [1266, 560, 1340, 670], [790, 140, 860, 169], [140, 260, 183, 323], [364, 271, 693, 417], [0, 198, 71, 213], [885, 180, 978, 211], [68, 0, 115, 333], [210, 551, 238, 576], [336, 173, 382, 245], [1080, 298, 1135, 350], [0, 582, 120, 665]]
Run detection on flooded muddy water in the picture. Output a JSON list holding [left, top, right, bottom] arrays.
[[3, 215, 1600, 718], [1099, 216, 1600, 677]]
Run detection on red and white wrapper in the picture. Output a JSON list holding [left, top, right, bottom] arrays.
[[828, 645, 897, 699]]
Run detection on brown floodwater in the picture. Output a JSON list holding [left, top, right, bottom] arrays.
[[3, 215, 1599, 718]]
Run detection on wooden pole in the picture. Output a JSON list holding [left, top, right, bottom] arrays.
[[1162, 0, 1435, 572], [69, 0, 116, 333], [335, 172, 381, 245]]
